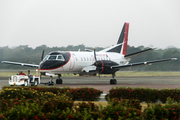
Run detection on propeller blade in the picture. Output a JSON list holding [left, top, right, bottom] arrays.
[[94, 48, 100, 79], [94, 48, 98, 66], [94, 48, 97, 62], [41, 49, 45, 61], [98, 69, 100, 79]]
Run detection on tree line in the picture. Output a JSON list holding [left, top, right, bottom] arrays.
[[0, 44, 179, 71]]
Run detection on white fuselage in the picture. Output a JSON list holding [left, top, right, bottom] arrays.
[[39, 51, 130, 74]]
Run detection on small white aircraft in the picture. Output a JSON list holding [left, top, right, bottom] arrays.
[[2, 22, 177, 85]]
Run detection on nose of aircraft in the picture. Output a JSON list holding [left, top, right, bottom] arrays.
[[39, 60, 66, 70]]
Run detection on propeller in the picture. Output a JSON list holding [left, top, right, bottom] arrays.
[[93, 48, 101, 78], [94, 48, 97, 64], [41, 49, 45, 61], [40, 49, 45, 78]]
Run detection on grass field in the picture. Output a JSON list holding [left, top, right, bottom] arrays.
[[0, 69, 180, 77]]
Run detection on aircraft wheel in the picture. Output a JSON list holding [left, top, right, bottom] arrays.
[[56, 79, 58, 84], [56, 79, 63, 84], [110, 79, 117, 85], [110, 79, 113, 84], [59, 79, 63, 84], [113, 79, 117, 85], [34, 80, 38, 86]]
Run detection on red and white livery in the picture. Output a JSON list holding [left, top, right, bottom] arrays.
[[2, 22, 177, 85]]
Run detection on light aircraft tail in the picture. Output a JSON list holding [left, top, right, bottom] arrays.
[[117, 22, 129, 55], [99, 22, 129, 54]]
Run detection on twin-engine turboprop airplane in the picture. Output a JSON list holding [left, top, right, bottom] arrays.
[[2, 22, 177, 85]]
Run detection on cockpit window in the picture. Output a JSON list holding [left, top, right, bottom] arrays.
[[43, 55, 65, 61], [43, 55, 49, 61], [57, 55, 65, 61], [49, 55, 57, 60]]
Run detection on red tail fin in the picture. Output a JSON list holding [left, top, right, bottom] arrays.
[[122, 23, 129, 55], [100, 22, 129, 54]]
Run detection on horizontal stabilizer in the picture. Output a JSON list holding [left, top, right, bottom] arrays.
[[125, 48, 155, 58], [111, 58, 177, 69], [85, 49, 93, 52], [2, 61, 39, 68], [99, 43, 123, 53]]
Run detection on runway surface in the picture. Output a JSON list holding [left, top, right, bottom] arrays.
[[0, 76, 180, 94]]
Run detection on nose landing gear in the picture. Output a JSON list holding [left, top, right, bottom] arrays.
[[56, 74, 63, 84]]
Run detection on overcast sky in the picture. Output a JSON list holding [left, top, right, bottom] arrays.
[[0, 0, 180, 49]]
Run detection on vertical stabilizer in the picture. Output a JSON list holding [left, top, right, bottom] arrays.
[[118, 22, 129, 55], [99, 22, 129, 54]]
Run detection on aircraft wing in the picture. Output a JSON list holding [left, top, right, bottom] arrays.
[[2, 61, 39, 68], [111, 58, 177, 69], [125, 48, 155, 59]]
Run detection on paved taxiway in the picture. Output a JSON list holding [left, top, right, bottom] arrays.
[[0, 76, 180, 94]]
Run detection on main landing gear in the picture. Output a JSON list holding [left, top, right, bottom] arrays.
[[56, 74, 63, 84], [110, 73, 117, 85]]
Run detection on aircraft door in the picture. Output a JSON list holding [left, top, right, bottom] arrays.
[[91, 55, 95, 64]]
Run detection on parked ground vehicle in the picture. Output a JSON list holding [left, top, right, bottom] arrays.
[[9, 75, 40, 86]]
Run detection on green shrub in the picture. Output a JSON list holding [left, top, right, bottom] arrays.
[[106, 98, 142, 110], [1, 86, 180, 119], [41, 98, 74, 113], [143, 104, 168, 120], [69, 87, 103, 101], [74, 102, 100, 119], [143, 98, 180, 119], [106, 87, 180, 103], [0, 91, 73, 113], [2, 102, 45, 120], [2, 86, 102, 101], [100, 100, 142, 120]]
